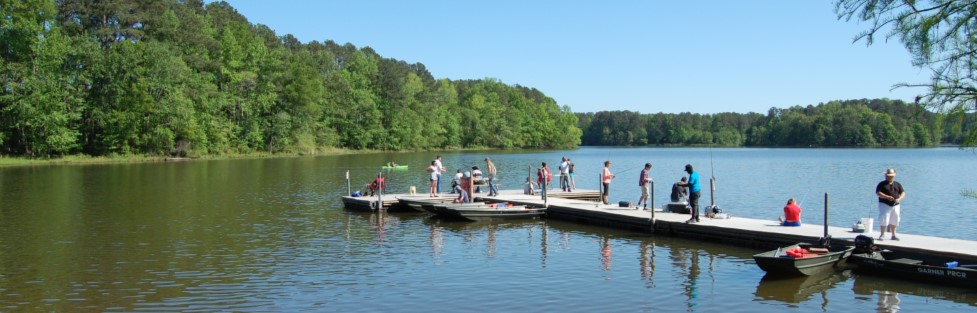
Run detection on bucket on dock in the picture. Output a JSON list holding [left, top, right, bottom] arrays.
[[852, 218, 872, 234], [408, 186, 416, 195]]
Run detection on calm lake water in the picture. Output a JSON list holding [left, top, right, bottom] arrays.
[[1, 147, 976, 312]]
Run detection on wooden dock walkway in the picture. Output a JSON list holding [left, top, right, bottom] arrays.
[[342, 189, 977, 262]]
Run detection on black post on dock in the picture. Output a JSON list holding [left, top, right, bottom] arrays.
[[650, 180, 655, 221], [597, 174, 602, 204], [709, 178, 716, 209], [823, 192, 829, 239]]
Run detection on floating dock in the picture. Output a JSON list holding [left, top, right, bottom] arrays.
[[342, 189, 977, 263]]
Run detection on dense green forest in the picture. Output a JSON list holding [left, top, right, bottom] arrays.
[[577, 98, 972, 147], [0, 0, 581, 158], [4, 1, 972, 159]]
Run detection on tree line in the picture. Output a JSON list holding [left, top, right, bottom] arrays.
[[577, 98, 973, 147], [0, 0, 581, 158], [5, 1, 972, 159]]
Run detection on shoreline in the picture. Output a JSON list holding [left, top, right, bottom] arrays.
[[0, 150, 352, 168], [0, 145, 969, 168], [0, 146, 495, 168]]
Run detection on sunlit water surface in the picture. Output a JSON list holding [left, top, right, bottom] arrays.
[[1, 147, 975, 312]]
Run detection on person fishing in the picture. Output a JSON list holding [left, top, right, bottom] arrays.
[[779, 198, 802, 226], [876, 168, 905, 241], [601, 160, 614, 204], [678, 164, 701, 223], [636, 163, 653, 210], [559, 156, 572, 192]]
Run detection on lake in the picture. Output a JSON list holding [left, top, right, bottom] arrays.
[[1, 147, 975, 312]]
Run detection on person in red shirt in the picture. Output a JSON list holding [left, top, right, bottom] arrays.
[[779, 198, 801, 226], [368, 174, 385, 196], [537, 162, 552, 189]]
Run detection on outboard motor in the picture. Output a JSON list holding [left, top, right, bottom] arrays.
[[853, 234, 876, 253], [818, 235, 832, 248]]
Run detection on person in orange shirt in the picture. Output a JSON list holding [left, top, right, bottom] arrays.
[[601, 160, 614, 204]]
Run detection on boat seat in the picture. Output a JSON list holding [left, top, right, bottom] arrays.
[[890, 258, 923, 265], [808, 247, 829, 254]]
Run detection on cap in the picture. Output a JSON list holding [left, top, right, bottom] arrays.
[[684, 164, 693, 171], [884, 168, 897, 176]]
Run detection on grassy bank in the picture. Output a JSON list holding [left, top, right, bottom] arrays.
[[0, 146, 490, 168]]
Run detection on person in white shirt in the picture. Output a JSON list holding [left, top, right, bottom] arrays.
[[452, 169, 462, 194], [524, 177, 538, 195], [471, 166, 484, 193], [434, 155, 445, 193], [559, 156, 571, 192]]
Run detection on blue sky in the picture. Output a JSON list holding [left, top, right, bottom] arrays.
[[219, 0, 927, 114]]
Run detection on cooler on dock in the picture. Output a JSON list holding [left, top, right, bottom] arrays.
[[666, 202, 690, 214]]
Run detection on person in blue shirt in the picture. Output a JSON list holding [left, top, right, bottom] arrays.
[[678, 164, 701, 223]]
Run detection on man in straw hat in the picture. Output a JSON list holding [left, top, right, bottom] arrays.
[[876, 168, 906, 241]]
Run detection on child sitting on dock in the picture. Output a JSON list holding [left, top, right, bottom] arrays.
[[453, 183, 470, 203], [779, 198, 802, 226], [524, 177, 539, 195]]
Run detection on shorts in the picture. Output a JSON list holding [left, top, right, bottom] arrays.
[[640, 184, 649, 197], [602, 183, 610, 196], [878, 202, 901, 226]]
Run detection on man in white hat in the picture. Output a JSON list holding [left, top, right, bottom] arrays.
[[876, 168, 905, 241]]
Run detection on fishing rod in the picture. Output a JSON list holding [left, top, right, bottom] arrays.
[[710, 146, 715, 181], [708, 146, 719, 212], [797, 190, 810, 208], [613, 164, 646, 176]]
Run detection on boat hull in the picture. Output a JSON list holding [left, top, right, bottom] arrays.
[[428, 203, 545, 222], [848, 251, 977, 288], [398, 197, 462, 212], [753, 243, 854, 276], [419, 202, 487, 214]]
